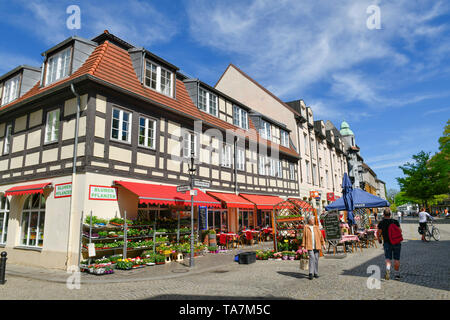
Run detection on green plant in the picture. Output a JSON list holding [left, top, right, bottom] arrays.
[[143, 257, 155, 264], [208, 229, 216, 235], [94, 257, 110, 264], [155, 254, 165, 263], [85, 216, 108, 225], [98, 231, 108, 237], [109, 254, 122, 263], [115, 259, 133, 270], [208, 246, 218, 252]]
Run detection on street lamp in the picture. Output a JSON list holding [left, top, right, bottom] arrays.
[[187, 151, 197, 267]]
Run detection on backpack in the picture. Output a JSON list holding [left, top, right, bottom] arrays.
[[388, 222, 403, 245]]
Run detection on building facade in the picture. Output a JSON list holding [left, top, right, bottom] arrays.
[[0, 32, 301, 269], [215, 64, 348, 213]]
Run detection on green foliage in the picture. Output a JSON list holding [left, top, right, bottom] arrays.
[[397, 150, 448, 207]]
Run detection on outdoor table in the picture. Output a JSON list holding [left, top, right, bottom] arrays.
[[339, 235, 362, 253], [218, 233, 238, 249]]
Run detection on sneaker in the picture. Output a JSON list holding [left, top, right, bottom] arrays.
[[314, 274, 319, 278], [384, 270, 390, 280], [309, 274, 313, 280]]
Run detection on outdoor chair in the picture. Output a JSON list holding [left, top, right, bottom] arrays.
[[366, 231, 377, 248]]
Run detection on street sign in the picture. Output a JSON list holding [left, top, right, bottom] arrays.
[[177, 185, 191, 193], [189, 189, 197, 196], [193, 179, 210, 188]]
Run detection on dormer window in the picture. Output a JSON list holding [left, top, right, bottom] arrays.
[[198, 88, 218, 117], [232, 105, 248, 130], [45, 47, 71, 85], [1, 74, 20, 106], [144, 61, 173, 97]]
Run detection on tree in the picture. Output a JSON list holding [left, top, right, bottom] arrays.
[[394, 191, 416, 206], [386, 188, 399, 204], [396, 151, 447, 208], [429, 120, 450, 197]]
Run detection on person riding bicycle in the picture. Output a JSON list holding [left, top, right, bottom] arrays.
[[419, 207, 433, 242]]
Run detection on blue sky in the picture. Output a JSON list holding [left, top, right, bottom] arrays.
[[0, 0, 449, 191]]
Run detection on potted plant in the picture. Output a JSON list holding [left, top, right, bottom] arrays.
[[282, 251, 289, 260], [143, 257, 155, 266], [273, 252, 282, 260], [155, 254, 165, 265], [297, 248, 309, 270], [115, 259, 133, 270], [208, 246, 218, 253], [288, 252, 295, 261], [208, 229, 217, 247]]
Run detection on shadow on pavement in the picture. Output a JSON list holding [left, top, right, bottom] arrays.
[[341, 239, 450, 291], [276, 271, 310, 280], [143, 294, 293, 300]]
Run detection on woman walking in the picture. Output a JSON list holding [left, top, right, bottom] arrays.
[[302, 216, 326, 280]]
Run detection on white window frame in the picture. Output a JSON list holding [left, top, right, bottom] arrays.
[[111, 107, 132, 143], [44, 109, 60, 144], [276, 160, 282, 178], [221, 143, 233, 168], [280, 129, 289, 147], [198, 88, 218, 117], [45, 47, 71, 85], [20, 194, 46, 248], [236, 148, 245, 171], [258, 155, 266, 175], [0, 195, 9, 244], [3, 124, 12, 155], [305, 160, 310, 183], [233, 105, 248, 130], [183, 130, 198, 159], [304, 133, 308, 154], [289, 163, 296, 180], [138, 116, 157, 149], [260, 120, 271, 140], [313, 163, 317, 185], [1, 74, 20, 106], [144, 60, 173, 97]]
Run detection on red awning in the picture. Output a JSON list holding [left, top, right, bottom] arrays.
[[207, 192, 254, 209], [239, 193, 284, 210], [114, 181, 221, 208], [5, 182, 52, 196]]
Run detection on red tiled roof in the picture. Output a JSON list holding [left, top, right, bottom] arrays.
[[0, 41, 299, 158]]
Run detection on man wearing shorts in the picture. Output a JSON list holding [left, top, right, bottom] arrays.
[[377, 208, 401, 280], [419, 208, 433, 242]]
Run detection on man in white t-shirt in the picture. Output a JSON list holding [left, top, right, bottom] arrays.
[[418, 208, 433, 242]]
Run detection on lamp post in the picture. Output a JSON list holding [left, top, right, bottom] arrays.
[[188, 151, 197, 267]]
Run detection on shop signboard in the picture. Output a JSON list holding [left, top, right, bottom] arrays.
[[198, 206, 208, 230], [323, 210, 341, 241], [88, 243, 96, 257], [54, 182, 72, 198], [89, 185, 118, 201]]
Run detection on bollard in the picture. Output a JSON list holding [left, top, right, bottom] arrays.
[[0, 251, 7, 285]]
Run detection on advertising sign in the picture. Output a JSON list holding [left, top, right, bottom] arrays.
[[55, 182, 72, 198], [89, 185, 118, 201], [198, 206, 208, 230]]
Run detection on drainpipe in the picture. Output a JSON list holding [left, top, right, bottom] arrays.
[[234, 136, 239, 194], [65, 83, 81, 269]]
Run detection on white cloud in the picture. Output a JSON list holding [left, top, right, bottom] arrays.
[[0, 0, 178, 47], [186, 0, 450, 108], [0, 52, 41, 74]]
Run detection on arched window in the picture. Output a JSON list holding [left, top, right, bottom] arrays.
[[21, 194, 46, 247], [0, 195, 9, 244]]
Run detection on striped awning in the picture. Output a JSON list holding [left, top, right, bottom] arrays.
[[114, 181, 221, 208], [4, 182, 52, 196]]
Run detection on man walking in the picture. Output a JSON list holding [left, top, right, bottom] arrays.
[[397, 211, 402, 224], [377, 208, 402, 280], [419, 207, 433, 242]]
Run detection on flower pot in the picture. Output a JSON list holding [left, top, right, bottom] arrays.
[[155, 261, 165, 265], [282, 256, 288, 260], [289, 256, 295, 261]]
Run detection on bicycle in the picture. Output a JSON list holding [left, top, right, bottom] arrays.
[[424, 220, 440, 241]]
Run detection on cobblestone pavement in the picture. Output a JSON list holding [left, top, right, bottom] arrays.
[[1, 217, 449, 300]]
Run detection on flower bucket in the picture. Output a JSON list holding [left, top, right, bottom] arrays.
[[299, 258, 309, 270], [288, 256, 295, 261], [282, 255, 288, 260]]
